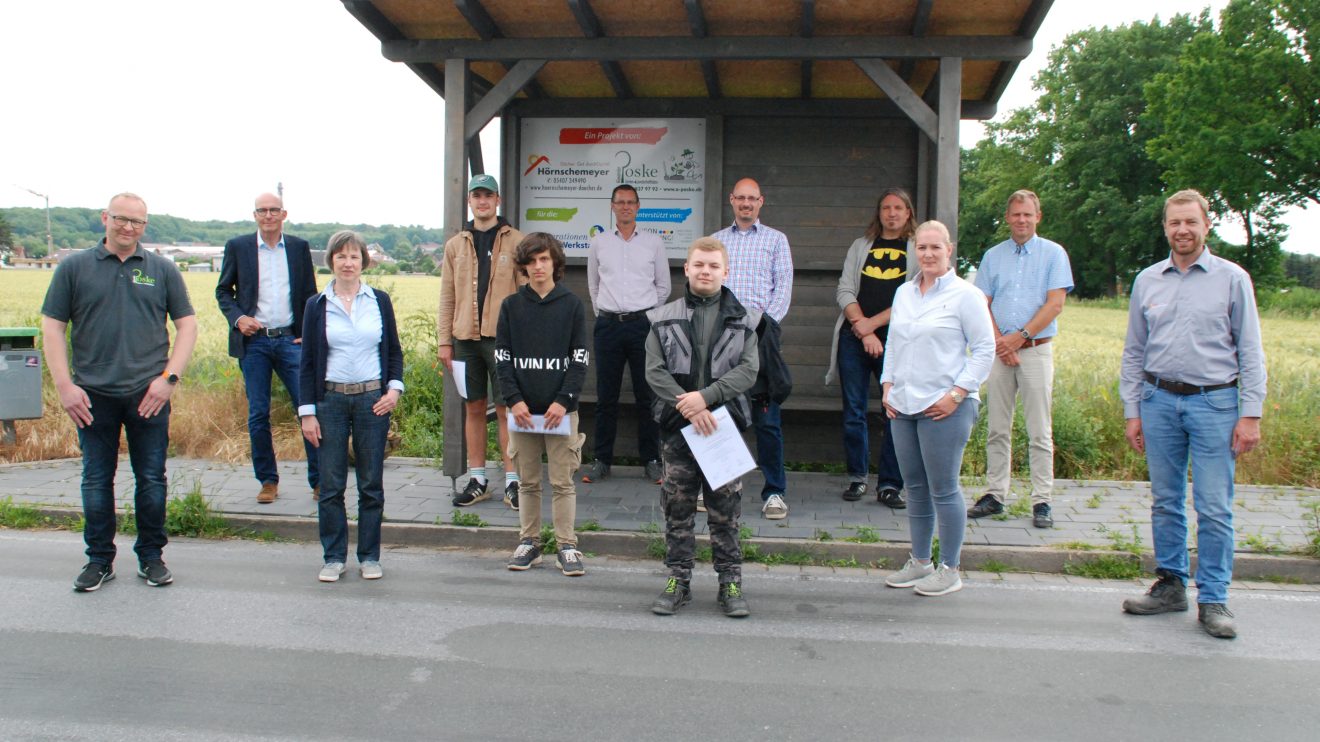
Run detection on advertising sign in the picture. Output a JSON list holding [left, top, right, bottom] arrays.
[[520, 118, 705, 260]]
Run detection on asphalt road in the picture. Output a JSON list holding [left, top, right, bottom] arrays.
[[2, 530, 1317, 742]]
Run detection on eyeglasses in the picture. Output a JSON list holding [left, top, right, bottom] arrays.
[[731, 195, 761, 202], [254, 208, 285, 216], [612, 200, 639, 206], [109, 215, 148, 229]]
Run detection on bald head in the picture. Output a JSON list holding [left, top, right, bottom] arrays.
[[729, 177, 764, 228], [253, 192, 287, 240]]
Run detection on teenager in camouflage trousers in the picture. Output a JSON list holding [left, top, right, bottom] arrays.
[[644, 237, 760, 618]]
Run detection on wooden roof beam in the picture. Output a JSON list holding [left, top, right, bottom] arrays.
[[683, 0, 720, 99], [800, 0, 815, 99], [453, 0, 545, 98], [899, 0, 934, 81], [385, 35, 1033, 62], [340, 0, 492, 97], [985, 0, 1055, 103], [567, 0, 632, 98]]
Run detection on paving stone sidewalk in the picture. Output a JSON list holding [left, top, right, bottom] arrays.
[[2, 456, 1316, 554]]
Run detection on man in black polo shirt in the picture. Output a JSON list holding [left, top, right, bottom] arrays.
[[41, 192, 198, 592]]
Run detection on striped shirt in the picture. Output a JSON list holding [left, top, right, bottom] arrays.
[[711, 220, 793, 322]]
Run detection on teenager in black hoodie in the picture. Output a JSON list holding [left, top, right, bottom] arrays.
[[495, 233, 590, 575]]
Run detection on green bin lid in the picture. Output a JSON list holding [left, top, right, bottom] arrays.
[[0, 328, 39, 337]]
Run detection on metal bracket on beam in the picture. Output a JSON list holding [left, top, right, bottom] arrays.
[[465, 59, 546, 136], [854, 58, 937, 140]]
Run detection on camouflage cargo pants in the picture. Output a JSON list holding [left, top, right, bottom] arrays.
[[660, 433, 742, 585]]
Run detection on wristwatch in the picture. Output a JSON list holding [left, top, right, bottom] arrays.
[[162, 371, 179, 385], [950, 389, 965, 404], [1019, 328, 1032, 340]]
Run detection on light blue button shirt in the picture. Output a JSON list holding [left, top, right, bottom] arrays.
[[975, 235, 1074, 338], [881, 270, 997, 415], [255, 233, 293, 329]]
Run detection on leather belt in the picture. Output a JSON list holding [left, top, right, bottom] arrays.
[[1145, 373, 1237, 396], [600, 310, 647, 323], [261, 326, 294, 338], [325, 380, 382, 395], [1021, 336, 1052, 348]]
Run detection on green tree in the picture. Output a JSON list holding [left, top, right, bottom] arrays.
[[1146, 0, 1318, 287]]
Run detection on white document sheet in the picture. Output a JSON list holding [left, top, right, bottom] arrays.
[[680, 406, 757, 490], [506, 411, 572, 436], [451, 360, 468, 399]]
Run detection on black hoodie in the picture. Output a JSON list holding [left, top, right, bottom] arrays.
[[494, 283, 589, 413]]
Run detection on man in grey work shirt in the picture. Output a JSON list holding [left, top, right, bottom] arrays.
[[583, 184, 670, 485], [41, 192, 198, 593], [1119, 188, 1266, 640]]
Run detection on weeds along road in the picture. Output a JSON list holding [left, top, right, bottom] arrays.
[[2, 530, 1318, 742]]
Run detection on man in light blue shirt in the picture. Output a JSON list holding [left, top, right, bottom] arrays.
[[969, 190, 1073, 529], [1119, 189, 1266, 640]]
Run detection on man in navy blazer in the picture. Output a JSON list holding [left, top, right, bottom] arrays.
[[216, 193, 319, 503]]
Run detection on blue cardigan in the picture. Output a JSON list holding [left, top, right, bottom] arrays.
[[299, 288, 404, 408]]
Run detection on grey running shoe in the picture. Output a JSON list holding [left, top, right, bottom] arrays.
[[1122, 571, 1188, 614], [967, 494, 1003, 518], [137, 559, 173, 587], [74, 562, 114, 592], [360, 561, 383, 580], [507, 540, 543, 571], [453, 478, 489, 507], [581, 460, 610, 483], [1198, 603, 1237, 639], [1032, 503, 1054, 528], [504, 480, 520, 511], [717, 582, 751, 618], [318, 562, 346, 583], [885, 556, 935, 588], [557, 546, 586, 576], [645, 459, 664, 484], [762, 493, 788, 520], [913, 564, 963, 596], [651, 577, 691, 615], [877, 486, 907, 509]]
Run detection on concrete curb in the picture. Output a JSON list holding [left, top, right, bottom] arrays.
[[22, 505, 1320, 583]]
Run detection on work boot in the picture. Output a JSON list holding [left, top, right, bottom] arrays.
[[1122, 570, 1188, 614], [717, 582, 750, 618], [1198, 603, 1236, 639], [257, 482, 278, 504], [651, 577, 691, 615]]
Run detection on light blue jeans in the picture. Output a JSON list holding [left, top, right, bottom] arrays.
[[1139, 382, 1239, 604], [889, 399, 979, 568]]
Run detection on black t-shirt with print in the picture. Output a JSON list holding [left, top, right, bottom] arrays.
[[854, 236, 907, 341]]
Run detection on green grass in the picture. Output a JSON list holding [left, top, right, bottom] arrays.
[[577, 520, 603, 532], [1299, 499, 1320, 558], [1239, 530, 1284, 555], [1097, 524, 1144, 555], [1058, 540, 1098, 551], [1257, 574, 1305, 585], [165, 484, 232, 538], [841, 526, 880, 544], [976, 559, 1015, 574], [1063, 554, 1143, 580], [1086, 492, 1104, 509], [0, 497, 81, 530], [450, 510, 488, 528]]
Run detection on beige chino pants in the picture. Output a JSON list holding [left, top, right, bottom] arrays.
[[983, 342, 1055, 505], [510, 411, 585, 548]]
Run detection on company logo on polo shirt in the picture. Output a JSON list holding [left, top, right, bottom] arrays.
[[131, 269, 157, 286]]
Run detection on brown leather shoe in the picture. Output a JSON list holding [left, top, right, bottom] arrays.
[[312, 486, 320, 502], [257, 482, 278, 504]]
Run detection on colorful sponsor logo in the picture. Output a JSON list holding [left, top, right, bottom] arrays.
[[526, 207, 578, 222], [524, 154, 550, 175], [131, 269, 156, 286], [588, 225, 605, 237], [637, 208, 692, 223], [559, 127, 668, 145]]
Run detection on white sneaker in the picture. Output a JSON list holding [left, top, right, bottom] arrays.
[[913, 563, 963, 596], [885, 556, 935, 588], [359, 561, 383, 580], [762, 493, 788, 520], [318, 562, 346, 583]]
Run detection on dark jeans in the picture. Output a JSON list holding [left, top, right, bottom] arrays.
[[77, 388, 170, 566], [316, 389, 390, 563], [837, 330, 903, 489], [592, 315, 659, 463], [752, 398, 787, 499], [239, 334, 319, 489]]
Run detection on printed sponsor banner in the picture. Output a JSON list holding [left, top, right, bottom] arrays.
[[520, 118, 705, 259]]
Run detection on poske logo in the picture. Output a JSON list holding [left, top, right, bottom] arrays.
[[131, 269, 156, 286]]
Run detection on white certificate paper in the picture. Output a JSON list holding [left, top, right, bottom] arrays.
[[680, 406, 756, 490], [506, 411, 572, 436], [451, 360, 468, 399]]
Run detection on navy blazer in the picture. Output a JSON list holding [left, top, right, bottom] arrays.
[[215, 233, 318, 359], [299, 289, 405, 409]]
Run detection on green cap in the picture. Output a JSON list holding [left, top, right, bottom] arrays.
[[468, 174, 499, 194]]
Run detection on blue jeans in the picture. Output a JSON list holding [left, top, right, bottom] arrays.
[[837, 330, 903, 489], [239, 334, 319, 488], [315, 389, 390, 563], [592, 315, 659, 463], [77, 388, 170, 566], [752, 398, 787, 499], [889, 400, 979, 568], [1140, 383, 1239, 604]]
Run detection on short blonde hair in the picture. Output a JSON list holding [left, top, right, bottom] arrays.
[[913, 220, 956, 259], [108, 192, 147, 212], [1163, 189, 1211, 222], [1005, 189, 1041, 214], [686, 236, 728, 262]]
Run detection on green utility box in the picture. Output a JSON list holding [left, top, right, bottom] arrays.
[[0, 328, 42, 430]]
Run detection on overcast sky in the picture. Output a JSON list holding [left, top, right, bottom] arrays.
[[4, 0, 1315, 253]]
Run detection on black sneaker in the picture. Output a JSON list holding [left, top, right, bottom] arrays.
[[581, 460, 610, 483], [967, 494, 1004, 518], [1122, 570, 1189, 615], [453, 478, 489, 507], [644, 459, 664, 484], [507, 539, 543, 571], [557, 546, 586, 576], [504, 481, 520, 511], [717, 582, 751, 618], [73, 562, 115, 592], [842, 482, 866, 501], [1032, 503, 1054, 528], [137, 559, 173, 587], [877, 486, 907, 509], [1198, 603, 1237, 639], [651, 577, 691, 615]]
